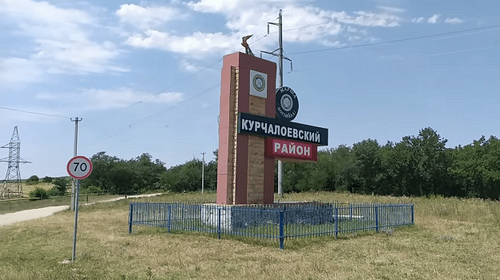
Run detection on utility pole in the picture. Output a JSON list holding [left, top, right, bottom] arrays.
[[201, 152, 205, 194], [263, 10, 291, 197], [70, 117, 82, 211]]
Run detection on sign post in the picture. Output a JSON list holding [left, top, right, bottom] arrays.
[[67, 156, 93, 262]]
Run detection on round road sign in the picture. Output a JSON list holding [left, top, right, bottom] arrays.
[[67, 156, 93, 179], [276, 86, 299, 121]]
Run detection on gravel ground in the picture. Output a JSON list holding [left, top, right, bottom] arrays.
[[0, 193, 162, 227]]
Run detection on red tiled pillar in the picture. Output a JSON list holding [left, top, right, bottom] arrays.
[[217, 52, 276, 205]]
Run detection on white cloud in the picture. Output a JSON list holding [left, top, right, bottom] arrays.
[[180, 59, 204, 72], [0, 0, 125, 82], [412, 17, 425, 23], [83, 88, 184, 110], [126, 30, 236, 56], [116, 4, 187, 29], [377, 6, 405, 13], [119, 1, 402, 58], [347, 26, 368, 36], [37, 88, 184, 111], [35, 40, 127, 74], [0, 58, 44, 86], [188, 0, 244, 13], [348, 11, 401, 27], [428, 14, 441, 24], [445, 17, 463, 24]]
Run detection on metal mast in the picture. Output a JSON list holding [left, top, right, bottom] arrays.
[[263, 10, 292, 197], [70, 117, 82, 211], [201, 152, 205, 194], [1, 126, 30, 198]]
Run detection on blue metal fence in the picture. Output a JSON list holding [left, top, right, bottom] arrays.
[[128, 202, 414, 249]]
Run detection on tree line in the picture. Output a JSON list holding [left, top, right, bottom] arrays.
[[80, 128, 500, 200], [81, 152, 217, 194], [283, 127, 500, 200]]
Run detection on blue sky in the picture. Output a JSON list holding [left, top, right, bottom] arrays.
[[1, 0, 499, 178]]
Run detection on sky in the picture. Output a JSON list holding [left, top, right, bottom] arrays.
[[1, 0, 500, 179]]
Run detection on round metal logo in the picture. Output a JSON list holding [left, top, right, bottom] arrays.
[[252, 74, 266, 92], [276, 86, 299, 121]]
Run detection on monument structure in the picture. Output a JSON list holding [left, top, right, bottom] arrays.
[[216, 51, 328, 205]]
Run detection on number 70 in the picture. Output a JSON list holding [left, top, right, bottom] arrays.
[[73, 162, 88, 172]]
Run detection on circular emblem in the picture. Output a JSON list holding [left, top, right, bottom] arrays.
[[252, 74, 266, 92], [276, 86, 299, 121]]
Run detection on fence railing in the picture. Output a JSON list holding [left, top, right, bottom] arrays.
[[128, 202, 414, 249]]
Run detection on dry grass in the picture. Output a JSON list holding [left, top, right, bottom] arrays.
[[0, 193, 123, 215], [0, 192, 499, 280], [22, 182, 54, 196]]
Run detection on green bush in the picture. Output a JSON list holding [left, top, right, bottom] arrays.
[[29, 187, 49, 200], [26, 175, 39, 185], [47, 186, 61, 197], [42, 176, 53, 183], [52, 177, 69, 196]]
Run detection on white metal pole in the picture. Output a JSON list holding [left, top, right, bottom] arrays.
[[277, 10, 284, 197], [70, 117, 81, 211], [201, 152, 205, 194]]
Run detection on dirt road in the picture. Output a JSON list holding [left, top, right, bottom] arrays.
[[0, 193, 163, 227]]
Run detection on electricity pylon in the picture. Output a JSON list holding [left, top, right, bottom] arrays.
[[1, 126, 30, 198]]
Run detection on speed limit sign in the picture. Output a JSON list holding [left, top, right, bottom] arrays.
[[67, 156, 93, 179]]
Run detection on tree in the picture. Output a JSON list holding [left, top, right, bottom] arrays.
[[52, 177, 70, 196], [128, 153, 167, 192], [82, 152, 119, 192], [450, 136, 500, 199], [26, 175, 39, 185], [42, 176, 53, 183], [352, 139, 381, 194], [160, 159, 203, 192], [406, 128, 449, 196], [29, 187, 48, 200], [330, 145, 359, 193], [378, 141, 413, 196]]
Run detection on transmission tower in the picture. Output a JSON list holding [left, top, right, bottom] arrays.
[[1, 126, 30, 198]]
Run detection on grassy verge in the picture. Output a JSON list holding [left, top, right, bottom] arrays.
[[0, 192, 499, 279]]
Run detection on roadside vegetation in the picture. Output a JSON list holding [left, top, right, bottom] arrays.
[[78, 127, 500, 201], [0, 192, 498, 279]]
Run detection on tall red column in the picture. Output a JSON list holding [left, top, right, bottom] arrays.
[[217, 52, 277, 205]]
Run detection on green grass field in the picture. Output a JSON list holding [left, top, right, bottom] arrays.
[[0, 192, 499, 279]]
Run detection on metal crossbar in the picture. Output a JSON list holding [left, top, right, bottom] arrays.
[[128, 202, 414, 249]]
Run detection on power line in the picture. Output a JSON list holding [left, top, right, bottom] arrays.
[[85, 58, 224, 127], [126, 83, 220, 128], [0, 106, 69, 119], [289, 24, 500, 55], [86, 22, 500, 144], [131, 58, 223, 105]]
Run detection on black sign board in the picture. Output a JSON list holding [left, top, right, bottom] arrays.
[[276, 87, 299, 121], [238, 112, 328, 146]]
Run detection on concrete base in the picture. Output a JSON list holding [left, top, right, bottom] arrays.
[[201, 202, 334, 230]]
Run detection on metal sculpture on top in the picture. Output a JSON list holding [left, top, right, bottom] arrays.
[[241, 35, 254, 56]]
